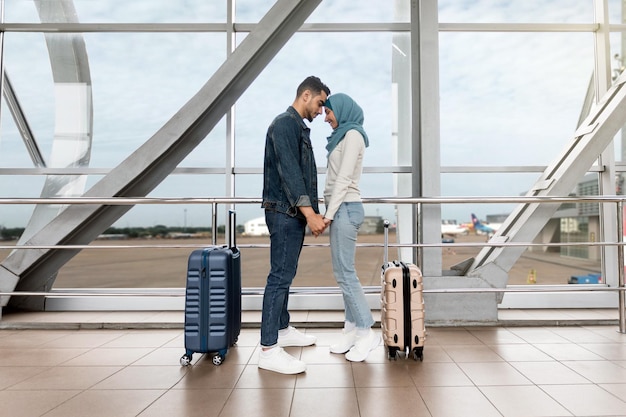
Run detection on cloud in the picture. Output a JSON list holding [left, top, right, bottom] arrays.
[[440, 30, 596, 167], [439, 0, 593, 23]]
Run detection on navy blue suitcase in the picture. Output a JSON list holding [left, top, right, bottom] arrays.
[[180, 211, 241, 366]]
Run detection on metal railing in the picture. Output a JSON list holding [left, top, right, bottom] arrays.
[[0, 195, 625, 331]]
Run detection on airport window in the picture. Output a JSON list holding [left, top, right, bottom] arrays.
[[234, 31, 394, 169], [4, 1, 228, 24], [438, 0, 593, 23], [236, 0, 399, 23], [1, 1, 625, 313], [439, 31, 594, 167]]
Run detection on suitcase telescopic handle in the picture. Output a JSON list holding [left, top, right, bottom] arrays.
[[383, 219, 390, 265], [228, 210, 236, 248]]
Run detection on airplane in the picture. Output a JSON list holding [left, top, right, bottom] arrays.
[[470, 213, 501, 236], [441, 222, 469, 236]]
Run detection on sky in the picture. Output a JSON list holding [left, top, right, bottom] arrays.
[[0, 0, 624, 229]]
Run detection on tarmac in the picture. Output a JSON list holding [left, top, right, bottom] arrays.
[[0, 232, 604, 289]]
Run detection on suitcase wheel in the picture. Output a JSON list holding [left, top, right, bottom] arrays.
[[212, 354, 224, 366], [412, 347, 424, 362], [387, 347, 399, 361], [180, 354, 192, 367], [212, 349, 228, 366]]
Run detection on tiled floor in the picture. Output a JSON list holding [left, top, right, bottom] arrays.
[[0, 310, 625, 417]]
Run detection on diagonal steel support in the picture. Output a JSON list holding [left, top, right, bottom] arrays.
[[467, 72, 626, 290], [2, 72, 46, 168], [0, 0, 322, 310]]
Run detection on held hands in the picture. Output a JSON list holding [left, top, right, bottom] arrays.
[[300, 206, 331, 237], [307, 213, 327, 237], [317, 216, 332, 237]]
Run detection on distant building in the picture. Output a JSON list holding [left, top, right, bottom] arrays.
[[243, 216, 270, 236], [486, 214, 508, 224], [361, 216, 383, 234], [167, 232, 195, 239], [97, 234, 128, 240]]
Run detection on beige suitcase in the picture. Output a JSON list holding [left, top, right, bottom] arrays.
[[380, 221, 425, 361]]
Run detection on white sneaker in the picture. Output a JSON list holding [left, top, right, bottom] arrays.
[[330, 329, 357, 354], [345, 329, 380, 362], [277, 326, 317, 347], [258, 347, 306, 374]]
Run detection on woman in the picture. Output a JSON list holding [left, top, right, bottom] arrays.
[[322, 93, 379, 362]]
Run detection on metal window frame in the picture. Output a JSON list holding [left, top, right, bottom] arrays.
[[0, 0, 625, 317]]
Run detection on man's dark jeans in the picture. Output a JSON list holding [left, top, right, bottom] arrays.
[[260, 210, 306, 347]]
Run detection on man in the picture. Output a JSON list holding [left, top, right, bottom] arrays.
[[258, 76, 330, 374]]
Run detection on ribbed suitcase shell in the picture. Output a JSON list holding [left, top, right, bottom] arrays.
[[380, 260, 425, 360], [181, 211, 241, 367], [181, 246, 241, 366], [380, 220, 425, 361]]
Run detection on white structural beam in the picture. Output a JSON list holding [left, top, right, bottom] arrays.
[[470, 71, 626, 292], [18, 0, 94, 246]]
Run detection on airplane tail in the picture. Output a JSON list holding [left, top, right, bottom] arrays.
[[470, 213, 495, 234]]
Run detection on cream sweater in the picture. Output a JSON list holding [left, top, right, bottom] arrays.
[[323, 129, 365, 220]]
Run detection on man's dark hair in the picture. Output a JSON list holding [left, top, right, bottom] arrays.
[[296, 76, 330, 98]]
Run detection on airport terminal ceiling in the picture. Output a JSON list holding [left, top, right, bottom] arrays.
[[0, 0, 625, 315]]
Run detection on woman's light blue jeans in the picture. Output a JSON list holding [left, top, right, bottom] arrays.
[[330, 202, 374, 329], [260, 210, 306, 347]]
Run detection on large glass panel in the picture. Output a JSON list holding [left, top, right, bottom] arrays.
[[104, 175, 228, 228], [83, 33, 225, 167], [1, 33, 55, 158], [439, 0, 592, 24], [444, 238, 602, 285], [236, 0, 399, 23], [6, 1, 226, 23], [307, 0, 398, 23], [439, 32, 594, 166], [235, 0, 274, 22], [609, 0, 626, 24], [177, 121, 227, 169], [233, 174, 263, 225], [235, 32, 394, 168], [440, 173, 538, 233], [53, 174, 226, 289], [4, 1, 41, 23], [0, 104, 50, 168], [1, 1, 615, 311], [0, 176, 43, 227], [440, 172, 603, 285], [233, 221, 388, 289], [2, 32, 226, 168], [441, 171, 541, 207], [233, 170, 395, 289], [1, 29, 227, 245], [441, 212, 603, 285]]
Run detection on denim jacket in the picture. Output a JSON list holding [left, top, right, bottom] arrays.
[[262, 106, 319, 219]]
